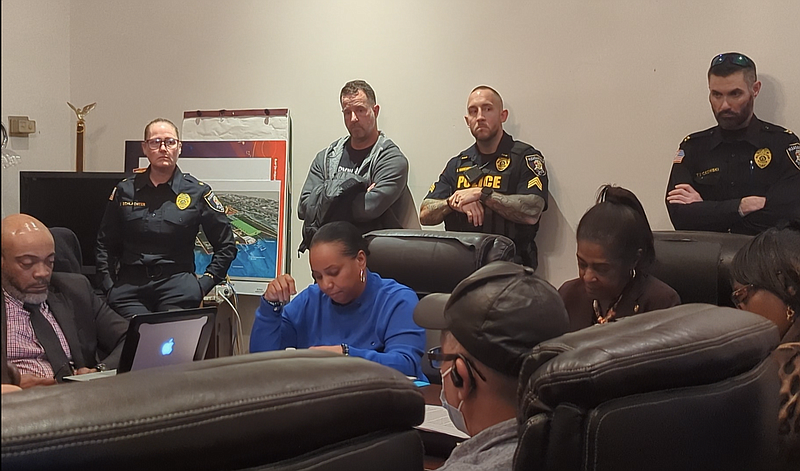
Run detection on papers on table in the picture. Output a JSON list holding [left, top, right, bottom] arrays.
[[417, 405, 470, 439]]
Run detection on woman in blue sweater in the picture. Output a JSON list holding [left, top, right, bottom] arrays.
[[250, 221, 426, 379]]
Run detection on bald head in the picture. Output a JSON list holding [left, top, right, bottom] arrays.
[[2, 214, 54, 252], [469, 86, 503, 109], [1, 214, 55, 304]]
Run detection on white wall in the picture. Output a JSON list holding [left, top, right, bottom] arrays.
[[1, 0, 72, 218], [3, 0, 799, 295]]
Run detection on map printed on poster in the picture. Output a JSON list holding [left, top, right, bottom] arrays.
[[124, 109, 291, 296]]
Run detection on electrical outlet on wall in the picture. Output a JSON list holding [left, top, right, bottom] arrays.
[[8, 116, 36, 136]]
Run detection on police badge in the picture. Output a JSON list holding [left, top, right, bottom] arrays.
[[788, 143, 800, 171], [496, 155, 510, 172], [176, 193, 191, 210], [753, 148, 772, 169]]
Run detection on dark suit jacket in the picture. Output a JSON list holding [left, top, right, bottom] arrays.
[[46, 273, 128, 369]]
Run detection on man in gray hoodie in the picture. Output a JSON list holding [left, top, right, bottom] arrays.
[[297, 80, 418, 250]]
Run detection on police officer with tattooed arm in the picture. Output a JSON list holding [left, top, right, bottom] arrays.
[[96, 118, 236, 318], [420, 86, 549, 269], [666, 53, 800, 234]]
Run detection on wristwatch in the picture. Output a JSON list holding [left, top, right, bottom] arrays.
[[480, 187, 493, 202]]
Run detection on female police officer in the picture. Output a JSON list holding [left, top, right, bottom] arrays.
[[96, 118, 236, 318]]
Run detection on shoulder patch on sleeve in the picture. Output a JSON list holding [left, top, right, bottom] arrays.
[[204, 191, 225, 213], [525, 154, 546, 176], [673, 148, 685, 164], [787, 143, 800, 171], [108, 187, 117, 201]]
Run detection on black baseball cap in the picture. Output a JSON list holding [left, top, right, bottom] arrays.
[[414, 261, 569, 377]]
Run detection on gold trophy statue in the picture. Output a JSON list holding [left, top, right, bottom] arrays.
[[67, 102, 96, 172]]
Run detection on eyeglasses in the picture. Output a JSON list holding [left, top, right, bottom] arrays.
[[145, 138, 180, 150], [731, 283, 755, 308], [427, 346, 486, 382], [709, 53, 754, 69]]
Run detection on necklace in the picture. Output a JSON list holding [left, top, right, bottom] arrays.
[[592, 271, 638, 324], [593, 297, 622, 324]]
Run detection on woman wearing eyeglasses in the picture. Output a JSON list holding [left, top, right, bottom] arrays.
[[730, 222, 799, 467], [559, 185, 680, 331], [96, 118, 237, 318], [250, 221, 427, 379]]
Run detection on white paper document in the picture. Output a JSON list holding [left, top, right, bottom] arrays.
[[417, 405, 470, 439]]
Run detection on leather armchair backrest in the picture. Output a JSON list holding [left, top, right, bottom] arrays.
[[50, 227, 83, 274], [650, 230, 753, 306], [516, 304, 780, 471], [364, 229, 516, 297], [2, 351, 425, 471], [364, 229, 516, 384]]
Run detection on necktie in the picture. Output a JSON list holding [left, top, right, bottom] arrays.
[[24, 303, 71, 382]]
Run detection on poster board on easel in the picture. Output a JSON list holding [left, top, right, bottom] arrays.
[[124, 109, 291, 297]]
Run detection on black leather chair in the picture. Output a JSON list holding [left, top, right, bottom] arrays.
[[650, 230, 753, 306], [1, 350, 425, 471], [50, 227, 83, 275], [364, 229, 516, 383], [364, 229, 516, 297], [515, 304, 780, 471]]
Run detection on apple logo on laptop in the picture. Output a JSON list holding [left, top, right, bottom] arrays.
[[161, 338, 175, 356]]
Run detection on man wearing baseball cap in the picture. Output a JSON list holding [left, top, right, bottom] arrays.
[[414, 261, 570, 470]]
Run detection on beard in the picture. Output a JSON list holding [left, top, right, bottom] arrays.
[[714, 95, 755, 130], [472, 125, 500, 145], [1, 274, 49, 304]]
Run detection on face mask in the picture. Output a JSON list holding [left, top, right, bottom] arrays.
[[440, 366, 469, 435]]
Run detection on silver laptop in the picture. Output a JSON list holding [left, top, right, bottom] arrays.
[[64, 307, 216, 381]]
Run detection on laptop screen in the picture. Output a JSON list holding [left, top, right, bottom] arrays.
[[119, 307, 216, 373]]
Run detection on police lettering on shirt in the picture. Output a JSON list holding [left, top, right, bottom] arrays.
[[456, 171, 505, 190]]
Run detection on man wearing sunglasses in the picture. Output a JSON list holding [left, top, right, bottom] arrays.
[[666, 52, 800, 235], [414, 261, 569, 470], [96, 118, 236, 318]]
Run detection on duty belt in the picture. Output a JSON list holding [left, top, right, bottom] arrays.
[[120, 263, 193, 280]]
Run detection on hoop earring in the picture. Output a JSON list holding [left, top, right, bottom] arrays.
[[787, 305, 796, 323], [360, 269, 365, 283]]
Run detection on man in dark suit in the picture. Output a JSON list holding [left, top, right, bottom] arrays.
[[2, 214, 127, 388]]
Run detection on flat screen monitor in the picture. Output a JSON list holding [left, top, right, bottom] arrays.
[[19, 171, 126, 274]]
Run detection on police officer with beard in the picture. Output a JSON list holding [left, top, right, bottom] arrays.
[[666, 52, 800, 234]]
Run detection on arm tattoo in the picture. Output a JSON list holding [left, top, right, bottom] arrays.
[[419, 198, 452, 225], [486, 194, 545, 225]]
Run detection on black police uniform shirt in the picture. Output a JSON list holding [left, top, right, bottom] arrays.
[[96, 166, 237, 292], [666, 116, 800, 235], [425, 132, 549, 267]]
